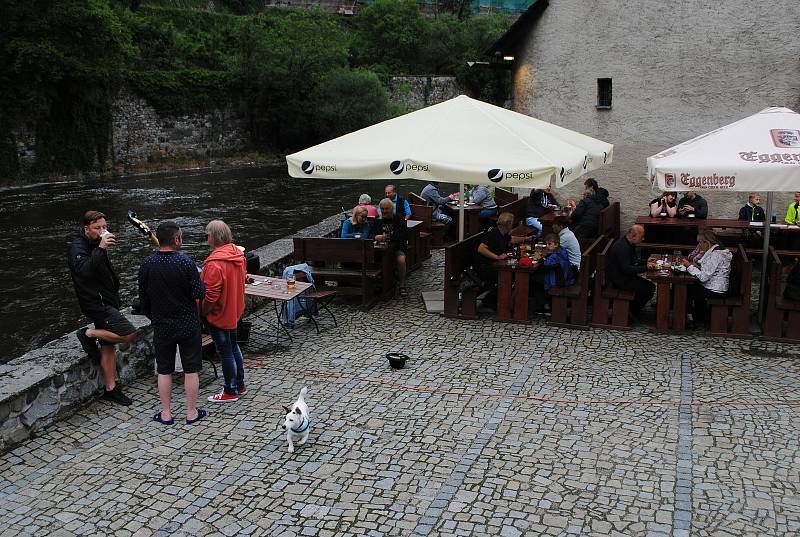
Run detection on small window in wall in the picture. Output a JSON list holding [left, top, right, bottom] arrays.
[[597, 78, 612, 109]]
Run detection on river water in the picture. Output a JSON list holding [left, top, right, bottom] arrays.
[[0, 166, 420, 363]]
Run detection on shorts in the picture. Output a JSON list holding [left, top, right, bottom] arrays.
[[154, 330, 203, 375], [89, 306, 137, 347]]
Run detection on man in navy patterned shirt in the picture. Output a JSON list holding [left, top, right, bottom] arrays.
[[138, 221, 207, 425]]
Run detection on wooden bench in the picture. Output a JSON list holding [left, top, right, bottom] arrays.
[[499, 198, 528, 228], [494, 187, 518, 205], [410, 204, 438, 254], [200, 334, 218, 379], [761, 247, 800, 343], [443, 232, 486, 320], [707, 245, 752, 338], [599, 201, 620, 239], [590, 238, 636, 330], [409, 193, 447, 247], [293, 237, 382, 309], [548, 235, 607, 329]]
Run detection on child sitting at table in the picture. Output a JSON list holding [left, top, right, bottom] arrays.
[[530, 233, 576, 313]]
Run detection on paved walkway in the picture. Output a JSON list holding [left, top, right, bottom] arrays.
[[1, 251, 799, 537]]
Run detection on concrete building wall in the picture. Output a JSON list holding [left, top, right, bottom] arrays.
[[512, 0, 800, 229]]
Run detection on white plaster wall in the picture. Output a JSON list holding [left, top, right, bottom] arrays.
[[513, 0, 800, 230]]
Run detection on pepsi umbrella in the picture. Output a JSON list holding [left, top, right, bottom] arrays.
[[287, 95, 614, 240]]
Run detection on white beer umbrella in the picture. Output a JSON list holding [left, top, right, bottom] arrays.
[[287, 95, 613, 240], [646, 106, 800, 321]]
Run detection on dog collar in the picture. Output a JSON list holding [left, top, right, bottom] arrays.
[[291, 416, 309, 434]]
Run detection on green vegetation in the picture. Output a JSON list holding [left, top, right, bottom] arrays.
[[0, 0, 510, 177]]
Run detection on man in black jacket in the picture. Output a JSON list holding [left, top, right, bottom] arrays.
[[738, 193, 765, 222], [569, 188, 608, 240], [67, 210, 138, 406], [606, 225, 655, 318], [677, 191, 708, 218]]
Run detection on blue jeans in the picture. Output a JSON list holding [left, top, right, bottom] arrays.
[[479, 207, 498, 230], [525, 216, 542, 235], [208, 325, 244, 394]]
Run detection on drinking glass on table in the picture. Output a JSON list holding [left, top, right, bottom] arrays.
[[287, 275, 296, 290]]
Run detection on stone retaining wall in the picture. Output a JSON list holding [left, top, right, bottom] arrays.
[[0, 214, 342, 453]]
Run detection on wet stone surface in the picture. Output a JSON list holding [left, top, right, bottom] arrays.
[[1, 249, 799, 536]]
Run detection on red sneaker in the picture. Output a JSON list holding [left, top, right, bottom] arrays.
[[237, 387, 249, 396], [207, 391, 239, 403]]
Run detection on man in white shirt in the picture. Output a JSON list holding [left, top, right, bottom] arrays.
[[552, 216, 581, 268]]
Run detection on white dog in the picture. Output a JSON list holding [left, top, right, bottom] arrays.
[[282, 386, 310, 453]]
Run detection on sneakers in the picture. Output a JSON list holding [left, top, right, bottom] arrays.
[[102, 385, 132, 406], [76, 328, 100, 362], [207, 391, 239, 403], [237, 387, 248, 396]]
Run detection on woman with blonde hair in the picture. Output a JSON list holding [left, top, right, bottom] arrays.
[[680, 228, 732, 327], [202, 220, 248, 403], [341, 206, 371, 238]]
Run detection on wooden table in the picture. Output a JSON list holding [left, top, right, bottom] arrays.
[[245, 274, 313, 347], [443, 201, 482, 238], [493, 258, 542, 323], [643, 258, 696, 333], [636, 216, 800, 231]]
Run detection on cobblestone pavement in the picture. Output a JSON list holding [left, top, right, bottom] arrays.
[[1, 250, 799, 536]]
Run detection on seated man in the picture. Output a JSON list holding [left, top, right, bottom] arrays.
[[606, 224, 655, 320], [353, 194, 378, 218], [381, 184, 411, 220], [371, 198, 409, 297], [474, 212, 528, 309], [584, 178, 610, 208], [469, 184, 498, 230], [530, 233, 575, 313], [738, 193, 765, 222], [784, 191, 800, 224], [567, 187, 607, 240], [420, 181, 456, 226], [677, 191, 708, 218], [551, 216, 580, 269], [525, 186, 559, 236]]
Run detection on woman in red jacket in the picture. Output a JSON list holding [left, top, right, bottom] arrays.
[[202, 220, 248, 403]]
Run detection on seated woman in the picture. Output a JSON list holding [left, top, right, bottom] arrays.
[[679, 229, 732, 327], [469, 184, 498, 230], [371, 198, 409, 297], [649, 191, 678, 218], [341, 207, 371, 238], [530, 233, 575, 313], [353, 194, 379, 218]]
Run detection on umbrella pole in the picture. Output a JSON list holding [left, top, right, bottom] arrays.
[[757, 192, 773, 326], [459, 182, 465, 242]]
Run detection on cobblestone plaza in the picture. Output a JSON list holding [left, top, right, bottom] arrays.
[[1, 252, 799, 536]]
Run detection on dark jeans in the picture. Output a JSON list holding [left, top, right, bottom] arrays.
[[479, 207, 498, 231], [688, 284, 726, 322], [208, 324, 245, 394], [615, 277, 655, 314], [530, 271, 549, 311]]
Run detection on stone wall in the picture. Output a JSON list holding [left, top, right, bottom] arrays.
[[0, 214, 342, 453], [387, 76, 461, 112], [510, 0, 800, 230], [110, 87, 249, 170]]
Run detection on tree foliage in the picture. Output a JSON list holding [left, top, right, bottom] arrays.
[[0, 0, 510, 176]]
